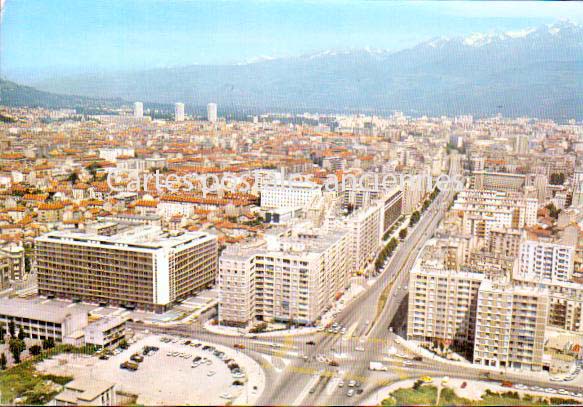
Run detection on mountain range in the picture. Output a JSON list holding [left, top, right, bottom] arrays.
[[3, 21, 582, 120]]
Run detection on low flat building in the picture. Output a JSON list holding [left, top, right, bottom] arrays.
[[53, 378, 116, 406], [84, 316, 127, 349], [0, 298, 88, 342]]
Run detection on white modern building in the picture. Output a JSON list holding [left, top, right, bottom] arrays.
[[53, 379, 116, 406], [407, 267, 484, 347], [35, 225, 218, 312], [133, 101, 144, 118], [0, 298, 88, 342], [453, 189, 537, 241], [518, 237, 575, 282], [218, 227, 351, 326], [207, 102, 218, 123], [260, 180, 322, 210], [473, 280, 548, 371], [175, 102, 185, 122]]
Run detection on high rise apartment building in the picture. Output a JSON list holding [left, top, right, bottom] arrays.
[[133, 102, 143, 118], [334, 204, 382, 274], [473, 280, 548, 371], [452, 190, 537, 241], [174, 102, 185, 122], [207, 102, 218, 123], [518, 236, 574, 282], [514, 274, 583, 333], [35, 225, 218, 312], [407, 267, 484, 347], [514, 134, 529, 154], [218, 228, 351, 326]]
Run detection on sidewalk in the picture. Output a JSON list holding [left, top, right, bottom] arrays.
[[204, 278, 369, 338], [391, 334, 570, 385]]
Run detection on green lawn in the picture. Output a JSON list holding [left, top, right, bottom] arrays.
[[382, 385, 438, 406], [0, 344, 95, 405], [381, 385, 580, 406]]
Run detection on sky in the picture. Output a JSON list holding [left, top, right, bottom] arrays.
[[1, 0, 582, 82]]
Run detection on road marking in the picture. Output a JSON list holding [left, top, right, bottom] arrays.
[[343, 322, 358, 341], [291, 370, 322, 406]]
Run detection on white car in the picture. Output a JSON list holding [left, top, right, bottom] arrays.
[[348, 380, 356, 387], [220, 393, 233, 400], [347, 389, 355, 397], [355, 346, 365, 352], [403, 360, 413, 366], [338, 380, 344, 388], [207, 370, 216, 377]]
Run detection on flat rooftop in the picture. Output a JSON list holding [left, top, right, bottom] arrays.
[[36, 225, 216, 251], [0, 298, 87, 323]]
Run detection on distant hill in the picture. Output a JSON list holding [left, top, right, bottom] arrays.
[[6, 21, 583, 120], [0, 78, 125, 110]]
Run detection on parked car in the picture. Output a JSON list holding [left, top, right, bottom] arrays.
[[120, 361, 139, 371], [130, 353, 144, 363]]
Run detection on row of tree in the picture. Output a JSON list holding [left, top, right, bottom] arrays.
[[375, 237, 399, 271], [374, 187, 440, 272], [0, 321, 55, 369]]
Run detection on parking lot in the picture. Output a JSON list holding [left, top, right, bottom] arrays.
[[36, 334, 265, 405]]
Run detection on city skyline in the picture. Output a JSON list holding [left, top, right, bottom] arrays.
[[0, 3, 582, 405]]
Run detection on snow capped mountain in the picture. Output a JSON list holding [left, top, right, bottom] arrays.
[[418, 20, 581, 49], [29, 20, 583, 120]]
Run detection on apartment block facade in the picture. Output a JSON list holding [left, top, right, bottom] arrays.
[[407, 267, 484, 347], [260, 180, 322, 209], [36, 226, 218, 312], [514, 274, 583, 333], [453, 190, 537, 241], [473, 280, 548, 371], [518, 238, 574, 282], [218, 228, 351, 326]]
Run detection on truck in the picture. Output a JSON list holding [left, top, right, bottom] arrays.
[[369, 361, 388, 371]]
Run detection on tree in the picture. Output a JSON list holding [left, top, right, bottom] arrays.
[[399, 228, 408, 240], [412, 379, 423, 391], [9, 338, 25, 364], [28, 344, 42, 356], [8, 320, 15, 338], [545, 203, 561, 220], [67, 172, 79, 184], [409, 211, 420, 227], [42, 338, 55, 350], [422, 199, 430, 211], [17, 327, 25, 340], [549, 172, 565, 186]]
